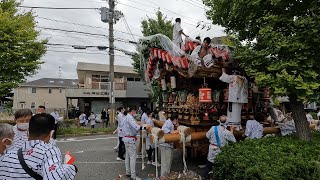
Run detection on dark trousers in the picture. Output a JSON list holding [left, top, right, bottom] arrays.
[[203, 160, 214, 179], [106, 118, 109, 127], [118, 137, 125, 159], [91, 125, 95, 128], [53, 123, 58, 139], [147, 147, 155, 162]]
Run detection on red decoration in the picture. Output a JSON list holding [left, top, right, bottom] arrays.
[[199, 88, 212, 103], [166, 52, 172, 64], [180, 57, 189, 69], [161, 51, 167, 62]]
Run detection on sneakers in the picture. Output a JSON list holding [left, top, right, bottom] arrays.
[[116, 157, 125, 161], [152, 161, 161, 167], [147, 161, 152, 165]]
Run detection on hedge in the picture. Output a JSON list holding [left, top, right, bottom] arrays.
[[213, 133, 320, 180]]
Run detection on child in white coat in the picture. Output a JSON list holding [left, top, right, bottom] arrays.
[[88, 112, 96, 128]]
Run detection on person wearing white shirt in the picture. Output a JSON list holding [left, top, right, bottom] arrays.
[[8, 109, 32, 152], [145, 111, 160, 167], [0, 113, 77, 180], [79, 112, 86, 126], [88, 112, 96, 128], [116, 107, 126, 161], [0, 124, 14, 157], [160, 113, 179, 178], [121, 107, 150, 180], [203, 115, 236, 179], [243, 113, 264, 139], [172, 18, 188, 49], [50, 109, 63, 139], [317, 109, 320, 120]]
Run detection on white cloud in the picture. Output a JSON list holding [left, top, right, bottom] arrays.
[[23, 0, 226, 81]]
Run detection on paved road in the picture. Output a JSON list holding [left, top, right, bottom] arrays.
[[57, 134, 207, 180]]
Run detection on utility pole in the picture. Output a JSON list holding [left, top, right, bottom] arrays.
[[108, 0, 116, 128], [101, 1, 123, 128]]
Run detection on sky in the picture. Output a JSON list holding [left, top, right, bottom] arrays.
[[21, 0, 226, 81]]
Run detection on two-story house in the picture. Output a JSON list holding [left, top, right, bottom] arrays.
[[13, 78, 78, 114], [66, 62, 150, 115]]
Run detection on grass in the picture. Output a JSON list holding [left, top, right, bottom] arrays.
[[57, 127, 115, 136]]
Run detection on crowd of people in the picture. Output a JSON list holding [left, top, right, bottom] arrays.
[[0, 106, 77, 179]]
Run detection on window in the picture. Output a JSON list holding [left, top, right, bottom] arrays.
[[31, 102, 35, 108], [92, 75, 109, 89], [20, 103, 25, 109], [31, 88, 36, 93], [49, 88, 52, 94], [59, 88, 62, 93], [135, 78, 141, 81], [127, 77, 134, 81]]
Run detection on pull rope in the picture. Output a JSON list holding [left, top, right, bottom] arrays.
[[154, 135, 159, 178], [179, 131, 188, 173], [141, 128, 146, 170]]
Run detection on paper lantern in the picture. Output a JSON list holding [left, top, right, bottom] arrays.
[[199, 88, 212, 103], [161, 79, 167, 91], [170, 76, 176, 89]]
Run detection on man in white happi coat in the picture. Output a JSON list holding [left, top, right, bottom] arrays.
[[121, 107, 150, 180], [0, 113, 77, 180], [191, 37, 213, 67], [219, 68, 248, 130], [172, 18, 188, 49], [203, 115, 236, 179]]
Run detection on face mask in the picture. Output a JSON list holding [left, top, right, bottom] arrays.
[[17, 123, 29, 131]]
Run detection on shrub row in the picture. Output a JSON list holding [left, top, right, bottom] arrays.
[[213, 133, 320, 180]]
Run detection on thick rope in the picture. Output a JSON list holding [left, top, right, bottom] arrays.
[[154, 135, 159, 178], [141, 125, 147, 170], [179, 131, 188, 173]]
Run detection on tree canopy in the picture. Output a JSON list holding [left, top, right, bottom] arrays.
[[132, 10, 173, 102], [203, 0, 320, 141], [0, 0, 47, 96]]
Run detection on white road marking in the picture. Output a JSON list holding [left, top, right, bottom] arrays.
[[57, 137, 117, 143]]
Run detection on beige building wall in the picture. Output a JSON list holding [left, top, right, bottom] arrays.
[[13, 86, 67, 110]]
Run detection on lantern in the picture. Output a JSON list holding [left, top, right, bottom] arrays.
[[170, 76, 176, 89], [199, 88, 212, 103], [161, 79, 167, 91]]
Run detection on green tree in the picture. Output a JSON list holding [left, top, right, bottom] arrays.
[[132, 10, 173, 78], [132, 10, 173, 102], [0, 0, 47, 96], [204, 0, 320, 141]]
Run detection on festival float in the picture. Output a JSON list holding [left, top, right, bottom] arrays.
[[139, 34, 312, 158]]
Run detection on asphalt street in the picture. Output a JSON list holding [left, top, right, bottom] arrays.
[[57, 134, 207, 180]]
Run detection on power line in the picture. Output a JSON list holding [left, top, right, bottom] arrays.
[[117, 2, 197, 26], [46, 49, 132, 58], [122, 17, 136, 42], [36, 16, 143, 37], [18, 5, 99, 10]]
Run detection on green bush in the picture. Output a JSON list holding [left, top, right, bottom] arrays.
[[213, 133, 320, 180]]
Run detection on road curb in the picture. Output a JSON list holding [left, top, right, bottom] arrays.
[[57, 132, 114, 138]]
